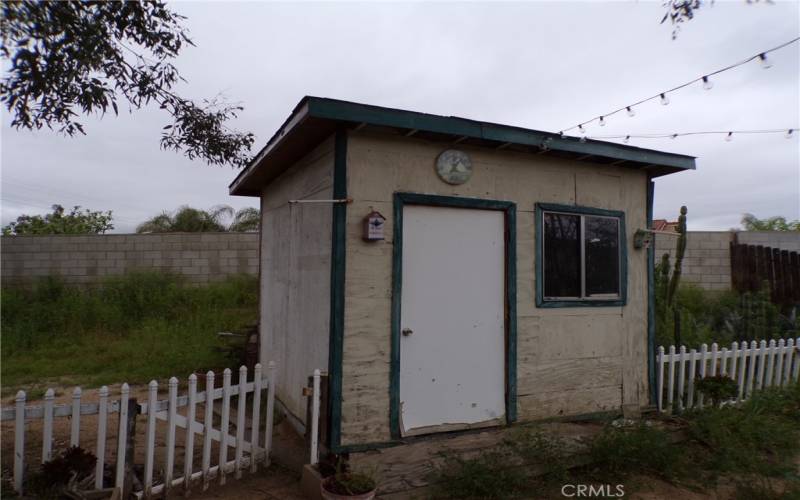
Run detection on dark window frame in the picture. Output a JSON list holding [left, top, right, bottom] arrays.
[[535, 203, 627, 308]]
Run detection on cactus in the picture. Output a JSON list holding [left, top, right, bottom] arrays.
[[666, 206, 687, 308]]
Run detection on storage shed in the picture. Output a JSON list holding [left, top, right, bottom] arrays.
[[229, 97, 695, 454]]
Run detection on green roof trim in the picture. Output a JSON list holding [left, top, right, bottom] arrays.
[[230, 96, 696, 196], [307, 98, 695, 170]]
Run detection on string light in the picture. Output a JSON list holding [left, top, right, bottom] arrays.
[[578, 124, 585, 134], [560, 37, 799, 133], [599, 116, 606, 127], [583, 128, 798, 141], [626, 106, 635, 117]]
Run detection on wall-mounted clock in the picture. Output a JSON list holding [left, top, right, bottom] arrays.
[[435, 149, 472, 185]]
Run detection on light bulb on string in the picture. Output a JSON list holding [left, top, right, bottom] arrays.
[[726, 132, 733, 142], [623, 135, 630, 144], [578, 124, 585, 134], [787, 129, 795, 139], [599, 116, 606, 127], [758, 53, 772, 69], [671, 134, 678, 140], [660, 93, 670, 106], [702, 76, 713, 90], [626, 106, 635, 117]]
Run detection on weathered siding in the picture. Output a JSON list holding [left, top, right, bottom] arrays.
[[260, 136, 334, 425], [1, 233, 258, 286], [340, 132, 649, 446]]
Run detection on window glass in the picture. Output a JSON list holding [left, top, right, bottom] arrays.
[[584, 216, 620, 296], [543, 212, 580, 297]]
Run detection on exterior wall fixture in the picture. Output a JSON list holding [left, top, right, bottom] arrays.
[[363, 210, 386, 241], [634, 228, 680, 249]]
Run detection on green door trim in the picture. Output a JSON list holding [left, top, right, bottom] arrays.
[[646, 179, 657, 404], [390, 192, 518, 440], [327, 129, 347, 451]]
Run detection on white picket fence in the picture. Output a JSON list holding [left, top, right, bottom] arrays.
[[1, 362, 276, 498], [657, 338, 799, 412]]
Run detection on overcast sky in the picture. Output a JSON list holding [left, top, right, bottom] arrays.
[[2, 1, 798, 233]]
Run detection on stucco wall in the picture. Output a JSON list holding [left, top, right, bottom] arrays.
[[1, 232, 258, 286], [340, 131, 650, 446], [259, 136, 334, 426]]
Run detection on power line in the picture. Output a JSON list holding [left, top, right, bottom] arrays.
[[561, 37, 800, 135], [584, 128, 797, 142]]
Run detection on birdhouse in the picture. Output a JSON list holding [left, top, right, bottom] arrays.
[[363, 211, 386, 241]]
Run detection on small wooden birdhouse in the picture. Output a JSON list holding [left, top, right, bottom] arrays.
[[363, 211, 386, 241]]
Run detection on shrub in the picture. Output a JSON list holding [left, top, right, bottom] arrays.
[[694, 376, 738, 408]]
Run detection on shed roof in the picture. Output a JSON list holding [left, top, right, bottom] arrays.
[[230, 96, 696, 196]]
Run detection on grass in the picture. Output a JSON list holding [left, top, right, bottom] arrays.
[[1, 272, 258, 392], [429, 384, 800, 499], [686, 383, 800, 496]]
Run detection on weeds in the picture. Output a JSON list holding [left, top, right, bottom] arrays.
[[1, 272, 258, 389], [687, 384, 800, 480], [431, 447, 527, 499], [587, 423, 685, 481], [429, 385, 800, 499], [504, 429, 571, 485]]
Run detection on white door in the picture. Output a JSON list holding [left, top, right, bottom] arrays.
[[399, 205, 506, 435]]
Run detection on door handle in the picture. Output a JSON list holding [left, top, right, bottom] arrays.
[[402, 328, 413, 336]]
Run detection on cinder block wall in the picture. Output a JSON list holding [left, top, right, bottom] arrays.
[[654, 231, 733, 291], [737, 231, 800, 252], [654, 230, 800, 291], [1, 233, 259, 286]]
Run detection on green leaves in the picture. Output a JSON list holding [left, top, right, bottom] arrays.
[[136, 205, 259, 233], [2, 204, 114, 235], [741, 213, 800, 232], [1, 1, 253, 167]]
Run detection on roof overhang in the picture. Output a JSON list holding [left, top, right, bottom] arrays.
[[230, 97, 696, 196]]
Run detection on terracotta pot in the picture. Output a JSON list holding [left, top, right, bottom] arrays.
[[320, 476, 377, 500]]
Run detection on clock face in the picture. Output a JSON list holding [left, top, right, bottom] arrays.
[[435, 149, 472, 185]]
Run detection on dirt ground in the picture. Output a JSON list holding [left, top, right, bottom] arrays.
[[2, 390, 796, 499], [1, 384, 307, 498]]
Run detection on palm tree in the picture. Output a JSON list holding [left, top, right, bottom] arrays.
[[228, 207, 260, 232], [136, 205, 259, 233]]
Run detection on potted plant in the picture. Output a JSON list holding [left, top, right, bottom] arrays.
[[320, 464, 377, 500]]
